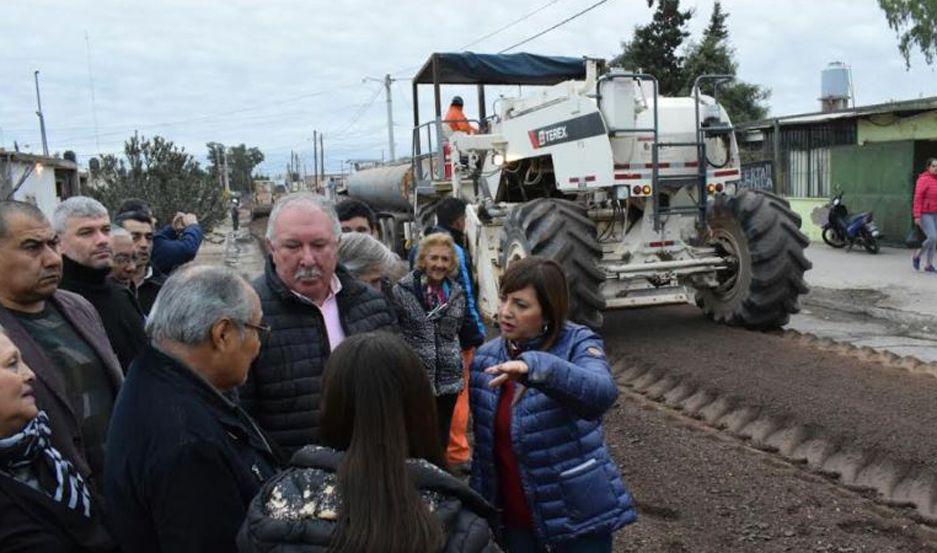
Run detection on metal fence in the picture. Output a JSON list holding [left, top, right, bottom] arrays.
[[737, 121, 856, 198]]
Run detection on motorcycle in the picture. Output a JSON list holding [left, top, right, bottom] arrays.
[[821, 191, 882, 254]]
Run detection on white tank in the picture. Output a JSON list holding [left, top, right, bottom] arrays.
[[820, 62, 851, 100], [599, 72, 638, 131]]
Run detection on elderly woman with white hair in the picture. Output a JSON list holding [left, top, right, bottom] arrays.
[[337, 231, 407, 297], [104, 264, 279, 553], [392, 232, 485, 451]]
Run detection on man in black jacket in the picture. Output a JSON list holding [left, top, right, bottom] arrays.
[[105, 264, 279, 553], [114, 210, 165, 315], [53, 197, 147, 371], [239, 193, 396, 457]]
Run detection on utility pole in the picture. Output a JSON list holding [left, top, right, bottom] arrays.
[[222, 150, 231, 194], [319, 132, 325, 189], [313, 130, 319, 191], [364, 74, 396, 161], [33, 71, 49, 156], [84, 31, 101, 153]]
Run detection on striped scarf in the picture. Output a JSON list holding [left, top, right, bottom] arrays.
[[0, 411, 92, 517]]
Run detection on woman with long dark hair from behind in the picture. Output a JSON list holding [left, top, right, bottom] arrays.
[[238, 332, 498, 553]]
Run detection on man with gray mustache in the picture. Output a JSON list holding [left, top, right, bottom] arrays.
[[0, 200, 123, 494], [56, 197, 147, 372], [239, 192, 397, 457]]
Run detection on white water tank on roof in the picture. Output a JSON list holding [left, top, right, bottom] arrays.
[[820, 62, 851, 112]]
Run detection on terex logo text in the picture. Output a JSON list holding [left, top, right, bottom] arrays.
[[529, 126, 568, 149]]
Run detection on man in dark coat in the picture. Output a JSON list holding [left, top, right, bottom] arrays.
[[105, 264, 279, 553], [239, 193, 396, 457], [0, 201, 123, 490], [53, 196, 147, 371]]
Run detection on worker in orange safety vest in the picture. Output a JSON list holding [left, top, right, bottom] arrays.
[[444, 96, 477, 134]]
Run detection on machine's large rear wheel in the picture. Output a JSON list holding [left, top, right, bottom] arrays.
[[500, 198, 606, 329], [696, 190, 811, 330]]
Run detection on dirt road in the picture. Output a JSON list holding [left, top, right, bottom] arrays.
[[602, 305, 937, 551]]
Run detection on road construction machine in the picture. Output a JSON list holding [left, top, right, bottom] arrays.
[[346, 52, 810, 330]]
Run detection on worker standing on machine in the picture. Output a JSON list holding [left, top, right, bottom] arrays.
[[445, 96, 477, 134]]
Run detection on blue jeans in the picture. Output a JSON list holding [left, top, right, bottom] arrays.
[[920, 213, 937, 267], [502, 528, 613, 553]]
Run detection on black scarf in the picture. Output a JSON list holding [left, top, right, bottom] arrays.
[[0, 411, 93, 517]]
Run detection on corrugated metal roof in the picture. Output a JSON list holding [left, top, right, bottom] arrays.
[[737, 96, 937, 130]]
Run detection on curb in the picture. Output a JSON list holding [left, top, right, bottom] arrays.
[[614, 358, 937, 523], [779, 327, 937, 381], [802, 288, 937, 331]]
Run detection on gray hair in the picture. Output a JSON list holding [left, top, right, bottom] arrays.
[[265, 192, 341, 243], [0, 200, 47, 240], [110, 226, 131, 240], [146, 264, 254, 346], [337, 232, 400, 277], [52, 196, 109, 235]]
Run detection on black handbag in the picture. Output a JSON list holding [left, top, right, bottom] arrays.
[[906, 223, 926, 249]]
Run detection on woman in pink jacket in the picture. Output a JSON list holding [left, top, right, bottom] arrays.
[[913, 158, 937, 272]]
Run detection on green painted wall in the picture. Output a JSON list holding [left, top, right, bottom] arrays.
[[788, 198, 826, 242], [829, 141, 915, 243], [858, 111, 937, 143]]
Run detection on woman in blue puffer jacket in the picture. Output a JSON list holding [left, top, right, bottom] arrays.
[[470, 256, 636, 553]]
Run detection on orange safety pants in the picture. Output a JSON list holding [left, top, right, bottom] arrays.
[[447, 348, 475, 465]]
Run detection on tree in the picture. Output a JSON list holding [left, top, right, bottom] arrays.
[[681, 2, 770, 123], [879, 0, 937, 68], [206, 142, 265, 195], [612, 1, 769, 123], [88, 134, 226, 231], [611, 0, 693, 95]]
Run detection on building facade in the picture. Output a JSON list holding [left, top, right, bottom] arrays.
[[737, 97, 937, 243]]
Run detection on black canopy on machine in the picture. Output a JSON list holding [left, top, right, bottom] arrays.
[[411, 52, 589, 127], [413, 52, 587, 86]]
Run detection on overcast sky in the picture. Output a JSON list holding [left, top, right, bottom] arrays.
[[1, 0, 935, 175]]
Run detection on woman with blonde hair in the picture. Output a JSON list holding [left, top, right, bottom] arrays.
[[392, 233, 484, 448]]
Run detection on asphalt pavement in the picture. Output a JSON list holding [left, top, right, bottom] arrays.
[[789, 243, 937, 362]]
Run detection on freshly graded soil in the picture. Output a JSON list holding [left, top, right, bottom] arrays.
[[606, 392, 937, 552]]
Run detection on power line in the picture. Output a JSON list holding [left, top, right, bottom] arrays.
[[12, 81, 364, 139], [499, 0, 612, 53], [329, 87, 383, 138], [460, 0, 564, 49], [390, 0, 566, 78]]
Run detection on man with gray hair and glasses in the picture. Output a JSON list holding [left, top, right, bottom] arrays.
[[54, 196, 146, 371], [239, 192, 396, 457], [0, 200, 122, 493], [105, 263, 279, 553]]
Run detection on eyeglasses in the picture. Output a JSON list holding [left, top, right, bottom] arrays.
[[113, 254, 139, 266], [243, 322, 272, 343]]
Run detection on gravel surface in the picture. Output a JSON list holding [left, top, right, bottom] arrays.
[[602, 305, 937, 472], [606, 392, 937, 552]]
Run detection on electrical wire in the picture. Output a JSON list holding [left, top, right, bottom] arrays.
[[498, 0, 613, 53], [460, 0, 563, 50], [328, 87, 384, 138], [390, 0, 567, 78]]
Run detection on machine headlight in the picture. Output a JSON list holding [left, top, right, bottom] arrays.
[[492, 153, 505, 166]]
